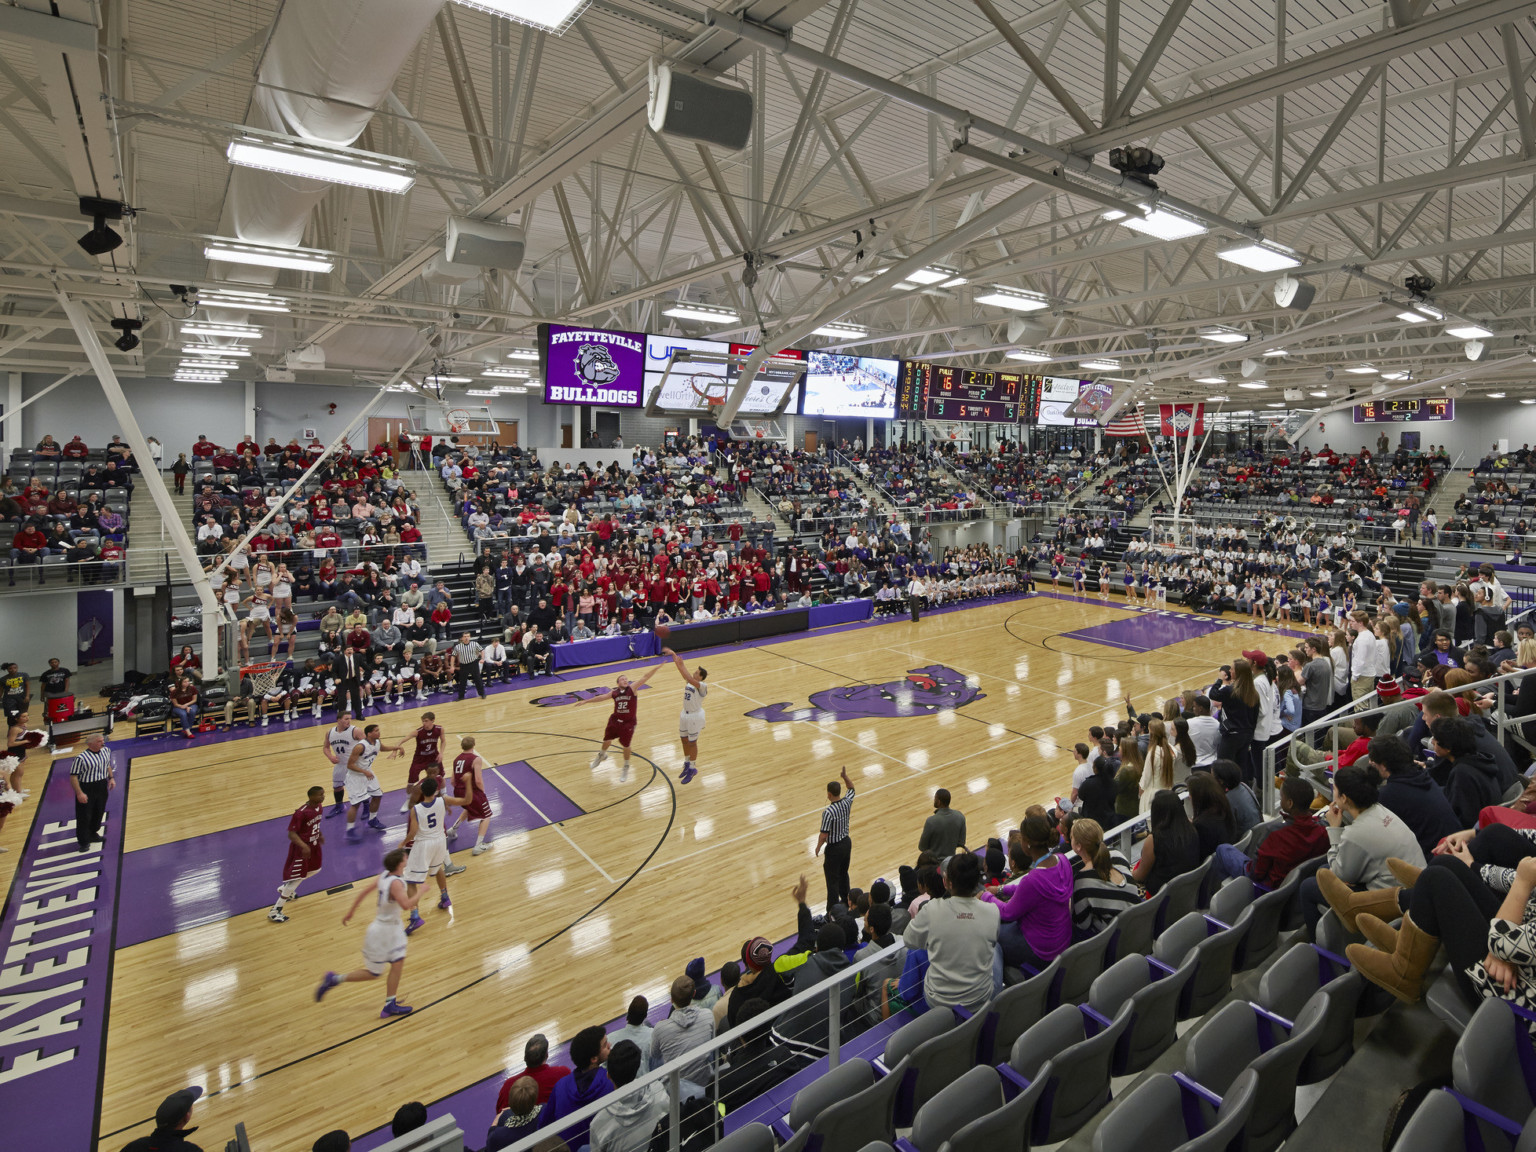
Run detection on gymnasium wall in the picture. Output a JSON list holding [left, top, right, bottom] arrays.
[[0, 592, 80, 678], [1293, 399, 1536, 463]]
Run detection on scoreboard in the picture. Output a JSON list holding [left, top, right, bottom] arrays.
[[896, 362, 1029, 423], [1352, 398, 1454, 424]]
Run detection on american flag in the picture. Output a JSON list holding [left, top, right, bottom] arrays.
[[1103, 410, 1148, 437]]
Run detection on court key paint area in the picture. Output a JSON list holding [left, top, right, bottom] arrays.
[[0, 592, 1321, 1151]]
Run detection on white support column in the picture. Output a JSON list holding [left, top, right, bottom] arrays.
[[245, 378, 257, 440], [55, 292, 223, 677], [4, 372, 18, 461]]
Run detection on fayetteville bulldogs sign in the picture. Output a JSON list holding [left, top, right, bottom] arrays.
[[541, 324, 646, 407]]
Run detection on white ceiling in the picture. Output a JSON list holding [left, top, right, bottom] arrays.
[[3, 0, 1536, 411]]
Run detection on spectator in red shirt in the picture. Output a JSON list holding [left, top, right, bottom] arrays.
[[211, 449, 238, 470], [430, 601, 453, 639], [95, 538, 125, 583], [1248, 777, 1332, 886], [495, 1034, 570, 1111], [262, 437, 284, 458], [235, 436, 260, 457], [1287, 713, 1377, 779], [191, 435, 218, 459], [9, 522, 49, 562], [61, 435, 89, 459]]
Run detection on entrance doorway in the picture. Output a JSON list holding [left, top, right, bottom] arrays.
[[803, 430, 818, 452]]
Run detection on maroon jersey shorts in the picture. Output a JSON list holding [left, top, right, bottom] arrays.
[[457, 784, 492, 821], [282, 844, 322, 880], [603, 715, 637, 744], [408, 757, 444, 784]]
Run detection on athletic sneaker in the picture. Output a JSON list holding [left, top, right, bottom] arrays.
[[399, 801, 410, 813], [444, 862, 466, 877], [327, 803, 345, 818], [315, 971, 341, 1001], [683, 766, 699, 784], [590, 751, 608, 769], [260, 716, 269, 727], [405, 911, 425, 936], [367, 817, 387, 831], [620, 762, 629, 782], [380, 1000, 414, 1018], [446, 825, 458, 840], [268, 909, 289, 923], [471, 842, 492, 856], [437, 893, 452, 911], [346, 827, 362, 842]]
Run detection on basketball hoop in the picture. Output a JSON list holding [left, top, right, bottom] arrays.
[[239, 661, 288, 696], [446, 407, 473, 435], [690, 375, 729, 409], [753, 427, 766, 439]]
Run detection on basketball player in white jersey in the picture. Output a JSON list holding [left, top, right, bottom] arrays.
[[322, 710, 363, 818], [314, 846, 422, 1018], [663, 647, 708, 784], [400, 775, 473, 936], [343, 722, 406, 842]]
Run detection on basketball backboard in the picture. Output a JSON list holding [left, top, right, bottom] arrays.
[[406, 402, 500, 438], [643, 347, 805, 419]]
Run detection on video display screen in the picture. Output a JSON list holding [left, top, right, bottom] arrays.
[[1037, 376, 1089, 426], [800, 353, 899, 418], [641, 336, 802, 414]]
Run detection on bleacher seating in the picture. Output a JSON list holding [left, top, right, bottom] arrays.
[[2, 440, 134, 586]]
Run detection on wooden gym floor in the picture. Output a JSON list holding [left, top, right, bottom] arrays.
[[0, 592, 1311, 1150]]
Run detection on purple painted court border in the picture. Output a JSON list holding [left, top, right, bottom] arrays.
[[0, 755, 127, 1152], [1060, 612, 1242, 652], [114, 762, 583, 948]]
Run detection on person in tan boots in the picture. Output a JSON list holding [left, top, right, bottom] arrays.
[[1318, 822, 1536, 1011], [1299, 766, 1424, 938]]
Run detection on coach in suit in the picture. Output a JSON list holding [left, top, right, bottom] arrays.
[[337, 646, 367, 716]]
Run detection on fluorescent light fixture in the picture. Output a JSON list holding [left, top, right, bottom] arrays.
[[466, 389, 499, 397], [1238, 381, 1268, 390], [205, 242, 335, 274], [975, 288, 1049, 312], [903, 265, 961, 286], [1198, 325, 1249, 344], [1488, 392, 1506, 399], [1263, 348, 1289, 357], [179, 359, 240, 370], [1265, 401, 1286, 407], [1111, 207, 1208, 240], [663, 303, 739, 323], [1105, 377, 1135, 383], [1521, 399, 1535, 405], [200, 290, 290, 314], [1205, 396, 1226, 402], [425, 375, 473, 385], [1446, 323, 1493, 339], [1079, 359, 1120, 371], [182, 345, 251, 357], [227, 139, 415, 193], [182, 322, 262, 339], [1397, 309, 1433, 323], [451, 0, 591, 34], [1345, 365, 1378, 375], [481, 367, 531, 377], [1218, 239, 1302, 271], [174, 371, 227, 382], [506, 348, 539, 360], [1381, 371, 1410, 381], [1309, 390, 1329, 398], [1006, 348, 1052, 362], [492, 384, 527, 392], [812, 323, 869, 338], [1194, 376, 1227, 385]]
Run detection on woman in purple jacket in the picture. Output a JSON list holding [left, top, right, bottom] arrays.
[[981, 814, 1075, 969]]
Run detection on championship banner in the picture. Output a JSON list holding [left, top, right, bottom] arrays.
[[1158, 403, 1205, 437]]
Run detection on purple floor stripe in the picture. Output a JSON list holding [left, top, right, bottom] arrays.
[[1060, 612, 1241, 652], [114, 762, 582, 948]]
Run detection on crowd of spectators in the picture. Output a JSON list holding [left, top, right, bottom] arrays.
[[1, 433, 135, 581]]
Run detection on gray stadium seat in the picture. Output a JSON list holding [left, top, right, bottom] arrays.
[[1426, 968, 1479, 1034], [1048, 927, 1113, 1008], [1153, 910, 1247, 1020], [1157, 857, 1213, 933], [787, 1057, 873, 1134], [800, 1056, 908, 1152], [1453, 997, 1536, 1141], [1209, 875, 1257, 926], [1005, 1003, 1132, 1144], [1091, 1067, 1260, 1152], [883, 1006, 986, 1125], [902, 1064, 1002, 1152], [708, 1122, 777, 1152], [1105, 888, 1166, 964], [1230, 878, 1299, 971], [1182, 994, 1328, 1152], [1088, 954, 1196, 1075], [933, 1067, 1046, 1152], [1388, 1087, 1536, 1152], [1256, 942, 1365, 1083], [979, 957, 1057, 1064]]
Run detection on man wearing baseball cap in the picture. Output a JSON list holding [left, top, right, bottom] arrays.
[[121, 1086, 204, 1151]]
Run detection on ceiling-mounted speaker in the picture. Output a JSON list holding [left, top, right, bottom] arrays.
[[648, 61, 754, 152], [1284, 388, 1304, 401], [422, 251, 481, 286], [1007, 315, 1047, 343], [1240, 358, 1260, 378], [445, 216, 525, 271], [1465, 339, 1489, 362], [1274, 274, 1316, 312]]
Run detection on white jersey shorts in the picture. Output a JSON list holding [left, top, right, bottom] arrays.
[[331, 759, 348, 788], [679, 708, 706, 742], [403, 837, 450, 884], [345, 769, 384, 805], [361, 919, 407, 974]]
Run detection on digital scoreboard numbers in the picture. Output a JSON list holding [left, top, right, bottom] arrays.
[[897, 362, 1023, 422], [927, 397, 1019, 422], [897, 360, 929, 417], [1352, 397, 1455, 424]]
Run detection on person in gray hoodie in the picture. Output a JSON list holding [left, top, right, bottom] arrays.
[[646, 974, 715, 1097], [852, 904, 905, 1026], [774, 920, 852, 1055], [589, 1040, 668, 1152]]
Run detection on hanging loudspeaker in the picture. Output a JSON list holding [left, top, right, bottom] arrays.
[[649, 62, 754, 151], [1274, 274, 1316, 312]]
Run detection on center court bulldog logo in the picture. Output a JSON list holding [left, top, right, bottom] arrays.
[[745, 664, 984, 723], [576, 342, 621, 385]]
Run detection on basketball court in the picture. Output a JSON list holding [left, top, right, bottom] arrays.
[[1, 590, 1312, 1149]]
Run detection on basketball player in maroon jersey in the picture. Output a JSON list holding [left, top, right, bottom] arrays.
[[446, 735, 495, 854], [270, 786, 325, 923], [580, 663, 663, 779], [401, 711, 445, 813]]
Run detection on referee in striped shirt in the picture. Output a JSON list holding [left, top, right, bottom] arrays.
[[815, 766, 855, 909], [70, 731, 114, 852]]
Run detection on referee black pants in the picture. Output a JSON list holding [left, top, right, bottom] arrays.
[[823, 837, 852, 909], [75, 778, 109, 851], [456, 664, 486, 700]]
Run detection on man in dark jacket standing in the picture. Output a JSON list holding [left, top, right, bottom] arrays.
[[122, 1087, 204, 1152], [1368, 736, 1461, 854], [918, 788, 967, 857]]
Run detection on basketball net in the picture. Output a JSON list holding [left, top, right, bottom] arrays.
[[239, 661, 288, 695]]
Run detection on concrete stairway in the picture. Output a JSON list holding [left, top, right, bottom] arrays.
[[408, 468, 476, 567], [127, 483, 195, 585]]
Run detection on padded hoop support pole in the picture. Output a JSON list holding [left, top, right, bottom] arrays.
[[56, 292, 223, 677]]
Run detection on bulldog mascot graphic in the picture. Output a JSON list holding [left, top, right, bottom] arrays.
[[746, 664, 984, 723]]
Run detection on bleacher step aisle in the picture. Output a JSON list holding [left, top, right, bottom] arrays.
[[127, 482, 192, 584], [411, 468, 474, 567], [740, 487, 786, 536]]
